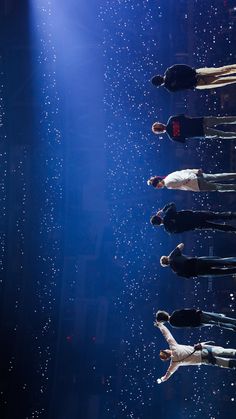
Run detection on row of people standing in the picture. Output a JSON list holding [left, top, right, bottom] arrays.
[[146, 63, 236, 383]]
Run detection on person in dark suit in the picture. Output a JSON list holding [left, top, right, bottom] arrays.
[[160, 243, 236, 278], [150, 202, 236, 233], [154, 309, 236, 331]]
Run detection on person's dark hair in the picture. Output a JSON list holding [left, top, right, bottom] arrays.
[[151, 75, 164, 87], [150, 215, 162, 226], [156, 310, 169, 322], [147, 176, 163, 188]]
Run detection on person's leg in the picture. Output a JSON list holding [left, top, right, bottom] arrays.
[[196, 76, 236, 89], [196, 259, 236, 275], [197, 177, 218, 191], [204, 211, 236, 220], [208, 267, 236, 276], [205, 116, 236, 127], [201, 221, 236, 232], [201, 312, 236, 329], [214, 357, 236, 368], [211, 346, 236, 358], [196, 65, 236, 76], [216, 322, 236, 331], [204, 257, 236, 267], [203, 116, 236, 138], [214, 184, 236, 192], [197, 177, 236, 192], [207, 76, 236, 87], [203, 173, 236, 182], [216, 116, 236, 125], [195, 259, 221, 276], [205, 127, 236, 139], [201, 348, 236, 368]]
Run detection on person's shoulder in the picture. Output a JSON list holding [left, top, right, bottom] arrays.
[[169, 114, 186, 122], [170, 246, 182, 258], [168, 64, 193, 71], [167, 115, 178, 123], [171, 309, 180, 314]]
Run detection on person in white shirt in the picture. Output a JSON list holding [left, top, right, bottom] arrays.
[[155, 323, 236, 384], [147, 169, 236, 192]]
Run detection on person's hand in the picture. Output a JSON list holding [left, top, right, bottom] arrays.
[[194, 343, 202, 351], [154, 320, 160, 328], [157, 378, 163, 384]]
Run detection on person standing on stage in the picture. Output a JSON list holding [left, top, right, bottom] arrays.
[[160, 243, 236, 278], [147, 169, 236, 192], [154, 308, 236, 332], [155, 323, 236, 384], [151, 115, 236, 142], [151, 63, 236, 92], [150, 202, 236, 233]]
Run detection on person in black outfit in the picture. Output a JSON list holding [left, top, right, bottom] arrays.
[[155, 309, 236, 332], [160, 243, 236, 278], [150, 202, 236, 234], [151, 63, 236, 92], [151, 115, 236, 143]]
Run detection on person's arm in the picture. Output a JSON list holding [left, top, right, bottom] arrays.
[[156, 323, 177, 347], [186, 168, 202, 175], [162, 202, 176, 214], [167, 64, 195, 77], [157, 362, 179, 384], [174, 136, 186, 144], [168, 244, 183, 260], [194, 341, 215, 350]]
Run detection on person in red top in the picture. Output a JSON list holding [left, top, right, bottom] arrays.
[[151, 115, 236, 143]]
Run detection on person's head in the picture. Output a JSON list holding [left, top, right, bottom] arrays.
[[159, 350, 171, 361], [147, 176, 165, 189], [151, 75, 164, 87], [152, 122, 166, 135], [150, 214, 162, 226], [156, 310, 170, 323], [160, 256, 169, 267]]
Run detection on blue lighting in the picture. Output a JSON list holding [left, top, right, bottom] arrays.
[[0, 1, 235, 418]]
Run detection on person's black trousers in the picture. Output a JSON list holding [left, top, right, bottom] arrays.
[[201, 311, 236, 331], [193, 211, 236, 232], [196, 257, 236, 276]]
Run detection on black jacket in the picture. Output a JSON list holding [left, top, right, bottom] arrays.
[[169, 309, 202, 327], [164, 64, 197, 92], [161, 203, 236, 234]]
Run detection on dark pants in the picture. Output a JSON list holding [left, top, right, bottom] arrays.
[[196, 257, 236, 276], [192, 211, 236, 232], [198, 173, 236, 192], [201, 311, 236, 331]]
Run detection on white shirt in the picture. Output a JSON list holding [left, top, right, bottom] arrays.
[[159, 324, 202, 381], [164, 169, 200, 191]]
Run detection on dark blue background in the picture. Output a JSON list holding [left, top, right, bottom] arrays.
[[0, 1, 235, 418]]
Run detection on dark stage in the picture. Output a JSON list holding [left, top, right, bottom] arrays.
[[0, 0, 236, 418]]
